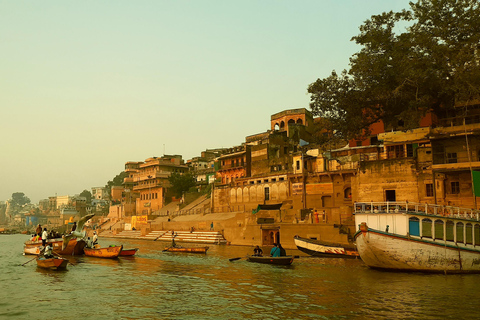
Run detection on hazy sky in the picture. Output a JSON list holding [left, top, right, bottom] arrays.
[[0, 1, 410, 203]]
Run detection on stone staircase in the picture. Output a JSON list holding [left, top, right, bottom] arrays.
[[157, 230, 227, 244], [108, 229, 227, 244]]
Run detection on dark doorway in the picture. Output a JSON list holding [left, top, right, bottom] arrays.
[[385, 190, 396, 202]]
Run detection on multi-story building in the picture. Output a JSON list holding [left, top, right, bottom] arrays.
[[132, 155, 188, 214]]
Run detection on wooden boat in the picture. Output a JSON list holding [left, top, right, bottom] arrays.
[[36, 257, 69, 270], [294, 235, 359, 258], [246, 255, 294, 265], [354, 201, 480, 274], [24, 237, 86, 256], [84, 245, 123, 259], [120, 248, 139, 256], [163, 246, 209, 254]]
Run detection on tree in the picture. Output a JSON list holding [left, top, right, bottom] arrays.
[[11, 192, 30, 207], [104, 171, 128, 199], [79, 190, 92, 204], [168, 172, 196, 198], [308, 0, 480, 139]]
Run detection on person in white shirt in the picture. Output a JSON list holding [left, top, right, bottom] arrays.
[[44, 244, 54, 259], [42, 228, 48, 247]]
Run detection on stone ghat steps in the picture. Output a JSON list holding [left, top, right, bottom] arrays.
[[112, 230, 227, 244]]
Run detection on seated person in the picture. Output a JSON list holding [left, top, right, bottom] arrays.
[[253, 245, 263, 256], [44, 244, 54, 259]]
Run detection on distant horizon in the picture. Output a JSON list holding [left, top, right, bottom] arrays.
[[0, 1, 412, 203]]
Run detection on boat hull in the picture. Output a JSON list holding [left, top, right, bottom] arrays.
[[246, 255, 294, 265], [120, 248, 139, 256], [36, 257, 69, 270], [24, 238, 86, 256], [355, 227, 480, 274], [84, 245, 123, 259], [163, 246, 209, 254], [294, 236, 359, 258]]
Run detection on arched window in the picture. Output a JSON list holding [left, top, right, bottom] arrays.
[[456, 222, 464, 243], [434, 220, 444, 240], [466, 223, 473, 245], [274, 123, 280, 131], [288, 119, 295, 125], [344, 187, 352, 199], [280, 121, 285, 130], [296, 119, 303, 125], [409, 217, 420, 236], [422, 218, 432, 238], [475, 224, 480, 246], [446, 221, 455, 242]]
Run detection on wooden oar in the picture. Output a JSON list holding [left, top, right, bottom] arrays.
[[229, 257, 243, 262], [52, 250, 75, 266], [21, 256, 38, 266]]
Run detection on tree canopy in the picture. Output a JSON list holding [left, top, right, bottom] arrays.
[[308, 0, 480, 139], [10, 192, 30, 207], [168, 172, 196, 198], [79, 189, 92, 204]]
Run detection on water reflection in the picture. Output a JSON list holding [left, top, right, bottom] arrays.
[[4, 235, 480, 319]]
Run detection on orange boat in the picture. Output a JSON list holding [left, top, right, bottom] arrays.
[[24, 237, 86, 256], [84, 245, 123, 259], [120, 248, 139, 256], [36, 257, 69, 270], [163, 246, 209, 254]]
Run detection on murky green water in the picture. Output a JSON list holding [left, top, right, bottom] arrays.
[[1, 234, 478, 319]]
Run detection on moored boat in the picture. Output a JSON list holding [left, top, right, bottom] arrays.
[[120, 248, 139, 256], [163, 246, 209, 254], [246, 255, 294, 265], [36, 257, 69, 270], [354, 201, 480, 274], [24, 237, 86, 256], [294, 235, 359, 258], [84, 245, 123, 259]]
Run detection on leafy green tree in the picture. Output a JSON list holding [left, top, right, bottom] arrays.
[[11, 192, 31, 206], [79, 190, 92, 204], [308, 0, 480, 139], [168, 172, 196, 198]]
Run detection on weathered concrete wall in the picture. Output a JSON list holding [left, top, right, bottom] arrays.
[[353, 158, 419, 202]]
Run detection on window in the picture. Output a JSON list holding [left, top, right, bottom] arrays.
[[406, 144, 414, 157], [426, 184, 434, 197], [451, 181, 460, 194], [356, 140, 362, 147], [264, 187, 270, 200], [296, 160, 300, 170], [387, 145, 405, 158], [447, 152, 457, 163]]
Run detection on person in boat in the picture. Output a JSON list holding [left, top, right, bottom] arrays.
[[278, 243, 286, 257], [42, 228, 48, 247], [253, 246, 263, 256], [36, 224, 42, 237], [92, 231, 98, 246], [86, 237, 93, 248], [270, 243, 280, 257], [44, 244, 54, 259], [172, 232, 177, 248]]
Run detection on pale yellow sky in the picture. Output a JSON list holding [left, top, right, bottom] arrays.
[[0, 0, 410, 202]]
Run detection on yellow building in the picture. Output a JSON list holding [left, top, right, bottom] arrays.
[[131, 155, 188, 214]]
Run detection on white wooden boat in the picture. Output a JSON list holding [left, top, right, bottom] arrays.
[[354, 202, 480, 274], [293, 236, 359, 258]]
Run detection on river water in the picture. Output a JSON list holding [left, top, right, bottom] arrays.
[[1, 234, 478, 320]]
